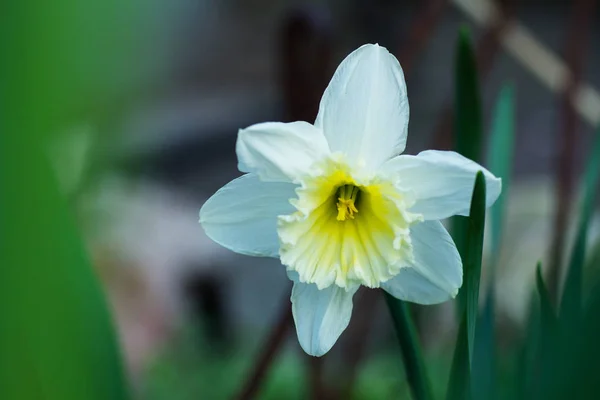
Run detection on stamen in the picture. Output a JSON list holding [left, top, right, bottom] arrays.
[[336, 184, 360, 221]]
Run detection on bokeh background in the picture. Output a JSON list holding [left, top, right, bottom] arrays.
[[4, 0, 600, 398]]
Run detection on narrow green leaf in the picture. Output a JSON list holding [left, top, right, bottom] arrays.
[[543, 129, 600, 400], [585, 239, 600, 289], [472, 84, 514, 400], [487, 84, 515, 259], [454, 27, 483, 164], [559, 128, 600, 326], [535, 263, 562, 400], [536, 263, 557, 326], [542, 262, 600, 400], [472, 290, 496, 400], [453, 215, 470, 312], [570, 280, 600, 399], [516, 295, 540, 400], [452, 28, 483, 312], [384, 294, 433, 400], [585, 270, 600, 316], [446, 317, 471, 400], [530, 130, 600, 400], [447, 172, 487, 400], [465, 172, 487, 362]]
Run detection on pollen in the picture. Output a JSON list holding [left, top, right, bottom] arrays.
[[336, 184, 360, 221], [278, 157, 420, 289]]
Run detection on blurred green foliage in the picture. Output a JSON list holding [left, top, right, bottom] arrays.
[[486, 84, 516, 262], [144, 326, 307, 400], [472, 82, 515, 400], [143, 325, 448, 400], [142, 324, 528, 400], [446, 173, 486, 400], [452, 28, 483, 314], [0, 1, 153, 399]]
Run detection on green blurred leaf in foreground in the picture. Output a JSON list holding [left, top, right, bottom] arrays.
[[0, 1, 130, 399], [447, 172, 487, 400], [0, 141, 129, 400]]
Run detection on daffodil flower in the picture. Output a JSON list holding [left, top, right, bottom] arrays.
[[200, 44, 501, 356]]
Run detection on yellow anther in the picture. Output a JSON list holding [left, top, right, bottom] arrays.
[[336, 185, 360, 221]]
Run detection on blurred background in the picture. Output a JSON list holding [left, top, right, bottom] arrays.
[[14, 0, 600, 398]]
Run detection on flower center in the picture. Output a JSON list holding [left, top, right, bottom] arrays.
[[277, 156, 422, 289], [336, 184, 360, 221]]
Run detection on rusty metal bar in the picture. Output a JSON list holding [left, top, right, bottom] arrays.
[[431, 0, 518, 150]]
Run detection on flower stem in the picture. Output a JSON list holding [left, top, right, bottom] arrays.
[[384, 292, 433, 400]]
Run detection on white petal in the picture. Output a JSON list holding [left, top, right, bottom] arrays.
[[199, 174, 296, 257], [382, 150, 502, 220], [236, 121, 330, 182], [315, 44, 409, 170], [289, 272, 358, 356], [382, 220, 462, 304]]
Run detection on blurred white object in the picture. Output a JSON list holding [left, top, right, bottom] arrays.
[[78, 175, 234, 382], [81, 175, 232, 316], [453, 0, 600, 127], [488, 177, 600, 325]]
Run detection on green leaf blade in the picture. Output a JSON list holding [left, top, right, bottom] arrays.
[[0, 2, 130, 398], [559, 128, 600, 326], [471, 85, 515, 399], [452, 28, 483, 313], [516, 295, 540, 400], [447, 172, 487, 400], [487, 84, 515, 260], [454, 27, 483, 164], [384, 294, 433, 400], [448, 28, 487, 400], [0, 145, 130, 400], [472, 290, 496, 400], [536, 263, 557, 327], [446, 317, 471, 400], [465, 172, 487, 362]]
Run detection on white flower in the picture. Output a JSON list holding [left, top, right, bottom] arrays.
[[199, 44, 501, 356]]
